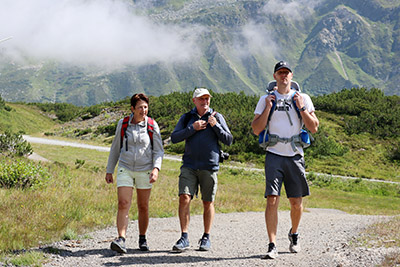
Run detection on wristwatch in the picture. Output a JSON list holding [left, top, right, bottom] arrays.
[[299, 106, 306, 112]]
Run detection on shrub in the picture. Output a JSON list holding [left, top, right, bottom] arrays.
[[75, 159, 85, 169], [0, 131, 33, 157], [95, 122, 117, 136], [0, 159, 51, 189], [306, 126, 348, 158], [387, 140, 400, 162]]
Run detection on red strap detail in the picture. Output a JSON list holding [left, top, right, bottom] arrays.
[[147, 117, 154, 143], [120, 116, 130, 149], [121, 116, 130, 138]]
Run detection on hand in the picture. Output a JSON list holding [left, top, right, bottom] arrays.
[[208, 115, 217, 127], [105, 173, 113, 184], [149, 168, 159, 183], [293, 92, 304, 109], [266, 94, 276, 109], [193, 120, 208, 131]]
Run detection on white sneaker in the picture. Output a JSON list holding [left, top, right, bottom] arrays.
[[262, 242, 278, 259], [288, 228, 301, 253]]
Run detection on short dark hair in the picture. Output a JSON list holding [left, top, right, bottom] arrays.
[[130, 93, 149, 108]]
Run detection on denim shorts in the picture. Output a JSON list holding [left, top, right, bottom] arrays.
[[264, 152, 309, 198], [116, 167, 152, 189], [179, 166, 218, 202]]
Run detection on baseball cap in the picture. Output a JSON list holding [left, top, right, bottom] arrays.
[[274, 61, 292, 73], [193, 88, 212, 98]]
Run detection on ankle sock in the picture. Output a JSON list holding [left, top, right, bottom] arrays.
[[181, 232, 188, 239], [202, 233, 210, 239]]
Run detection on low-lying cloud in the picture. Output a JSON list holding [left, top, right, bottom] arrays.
[[262, 0, 322, 21], [0, 0, 203, 68], [237, 0, 322, 60]]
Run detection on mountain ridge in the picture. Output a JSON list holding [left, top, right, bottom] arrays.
[[0, 0, 399, 106]]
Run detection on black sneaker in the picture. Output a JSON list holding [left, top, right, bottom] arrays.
[[139, 238, 149, 251], [288, 228, 301, 253], [172, 236, 190, 252], [111, 237, 127, 254], [261, 242, 278, 259], [198, 236, 211, 251]]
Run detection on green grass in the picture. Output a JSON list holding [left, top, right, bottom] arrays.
[[0, 104, 56, 134], [1, 101, 399, 265], [1, 141, 399, 265], [305, 111, 400, 182]]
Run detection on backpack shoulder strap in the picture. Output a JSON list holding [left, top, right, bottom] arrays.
[[147, 117, 155, 148], [120, 116, 130, 150], [182, 111, 192, 128], [290, 91, 301, 119], [267, 92, 277, 122]]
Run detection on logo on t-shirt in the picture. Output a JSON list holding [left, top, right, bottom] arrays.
[[276, 98, 293, 112]]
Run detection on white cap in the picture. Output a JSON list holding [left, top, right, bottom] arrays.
[[193, 88, 212, 98]]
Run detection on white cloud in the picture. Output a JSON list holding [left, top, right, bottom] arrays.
[[262, 0, 322, 21], [0, 0, 203, 68], [240, 21, 279, 57]]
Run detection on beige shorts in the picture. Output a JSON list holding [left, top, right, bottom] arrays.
[[116, 167, 152, 189]]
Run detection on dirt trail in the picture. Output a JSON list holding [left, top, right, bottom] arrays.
[[41, 209, 395, 267]]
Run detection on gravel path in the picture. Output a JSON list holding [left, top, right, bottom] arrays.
[[41, 208, 395, 267]]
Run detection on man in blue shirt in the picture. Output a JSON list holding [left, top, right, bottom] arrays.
[[171, 88, 233, 252]]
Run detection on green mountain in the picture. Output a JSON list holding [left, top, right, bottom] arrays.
[[0, 0, 399, 106]]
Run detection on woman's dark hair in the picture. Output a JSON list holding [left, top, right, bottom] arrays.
[[130, 93, 149, 108]]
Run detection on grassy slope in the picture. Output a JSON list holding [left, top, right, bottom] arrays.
[[0, 103, 398, 265], [0, 103, 56, 134], [306, 111, 400, 182]]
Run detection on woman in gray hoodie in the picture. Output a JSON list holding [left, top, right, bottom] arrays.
[[105, 93, 164, 253]]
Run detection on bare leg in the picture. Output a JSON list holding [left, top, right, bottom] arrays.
[[116, 187, 133, 238], [265, 195, 280, 243], [288, 197, 303, 234], [136, 188, 151, 235], [202, 201, 215, 234], [178, 194, 191, 232]]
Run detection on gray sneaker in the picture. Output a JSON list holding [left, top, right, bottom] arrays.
[[261, 242, 278, 259], [172, 236, 190, 252], [111, 237, 127, 254], [288, 228, 301, 253], [198, 236, 211, 251]]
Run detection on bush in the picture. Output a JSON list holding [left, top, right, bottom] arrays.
[[387, 140, 400, 162], [95, 122, 117, 136], [0, 131, 33, 157], [306, 126, 348, 158], [0, 159, 51, 189]]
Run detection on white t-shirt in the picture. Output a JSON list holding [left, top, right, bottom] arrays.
[[254, 90, 315, 157]]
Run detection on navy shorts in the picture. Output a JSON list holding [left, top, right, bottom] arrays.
[[264, 152, 310, 198]]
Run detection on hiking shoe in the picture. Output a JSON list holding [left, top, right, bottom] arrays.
[[288, 228, 301, 253], [111, 237, 127, 254], [261, 242, 278, 259], [172, 236, 190, 252], [139, 238, 149, 251], [198, 236, 211, 251]]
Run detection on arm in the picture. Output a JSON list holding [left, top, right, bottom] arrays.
[[105, 120, 123, 183], [293, 93, 319, 134], [151, 119, 164, 172], [171, 112, 197, 144], [251, 94, 275, 135], [209, 113, 233, 146]]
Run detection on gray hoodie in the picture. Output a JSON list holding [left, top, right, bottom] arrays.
[[106, 114, 164, 173]]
